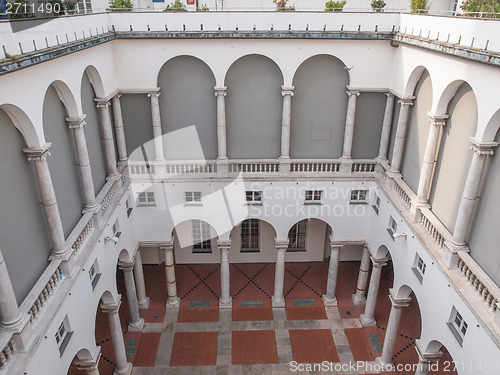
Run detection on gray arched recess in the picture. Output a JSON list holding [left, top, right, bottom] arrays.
[[81, 72, 107, 194], [290, 55, 348, 159], [121, 94, 154, 161], [429, 83, 477, 232], [43, 86, 85, 238], [225, 54, 283, 159], [158, 56, 217, 160], [400, 70, 432, 193], [468, 130, 500, 286], [352, 92, 386, 159], [0, 109, 52, 303]]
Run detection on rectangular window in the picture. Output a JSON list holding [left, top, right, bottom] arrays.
[[304, 190, 322, 204], [372, 194, 381, 214], [126, 198, 133, 217], [112, 220, 121, 239], [55, 317, 73, 356], [192, 220, 212, 253], [288, 220, 307, 252], [350, 189, 368, 204], [137, 192, 155, 206], [412, 254, 426, 283], [185, 191, 202, 204], [387, 216, 398, 239], [241, 219, 259, 252], [245, 191, 262, 205], [89, 260, 101, 290], [448, 307, 468, 345]]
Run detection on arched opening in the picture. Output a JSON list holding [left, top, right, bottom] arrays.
[[67, 348, 100, 375], [225, 54, 283, 159], [425, 340, 458, 374], [158, 55, 217, 160], [290, 54, 349, 159]]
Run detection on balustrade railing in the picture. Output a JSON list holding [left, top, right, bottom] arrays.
[[393, 179, 412, 208], [419, 208, 446, 249], [99, 178, 119, 214], [351, 161, 377, 172], [165, 162, 217, 174], [0, 338, 16, 371], [229, 161, 279, 173], [291, 161, 340, 173]]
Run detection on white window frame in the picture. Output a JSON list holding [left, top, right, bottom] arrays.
[[137, 191, 155, 206], [245, 191, 263, 205], [287, 220, 307, 252], [192, 220, 212, 253], [448, 307, 468, 345], [412, 253, 426, 283], [350, 189, 368, 204], [185, 191, 202, 205], [304, 190, 323, 204], [387, 216, 398, 239], [89, 260, 101, 290], [55, 317, 73, 356], [372, 194, 381, 214], [112, 219, 121, 239], [241, 219, 259, 252], [126, 197, 133, 217]]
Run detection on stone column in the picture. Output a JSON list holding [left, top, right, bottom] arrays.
[[414, 339, 442, 375], [359, 258, 387, 327], [352, 245, 371, 305], [74, 347, 102, 375], [452, 138, 498, 247], [322, 244, 342, 306], [341, 89, 360, 160], [415, 114, 448, 204], [389, 98, 414, 174], [118, 260, 144, 332], [147, 90, 165, 162], [272, 240, 288, 308], [215, 87, 228, 161], [218, 241, 232, 309], [133, 250, 150, 309], [376, 289, 411, 369], [23, 145, 67, 257], [111, 94, 128, 164], [100, 297, 132, 375], [162, 243, 180, 307], [0, 247, 23, 329], [279, 86, 294, 174], [95, 100, 118, 177], [377, 93, 395, 161], [66, 115, 98, 210]]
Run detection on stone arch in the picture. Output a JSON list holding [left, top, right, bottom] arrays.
[[118, 248, 133, 263], [480, 106, 500, 141], [99, 289, 117, 305], [435, 79, 467, 115], [374, 244, 389, 259], [82, 66, 106, 98], [285, 217, 333, 239], [404, 65, 428, 96], [49, 80, 80, 117], [395, 284, 413, 299], [224, 53, 284, 85], [0, 104, 42, 147], [224, 54, 284, 159], [157, 55, 217, 160], [290, 54, 350, 159]]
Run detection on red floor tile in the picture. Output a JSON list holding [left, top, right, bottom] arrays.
[[133, 333, 161, 367], [139, 299, 166, 323], [289, 329, 340, 363], [177, 298, 219, 323], [285, 298, 328, 320], [232, 330, 279, 365], [232, 299, 273, 321], [170, 332, 218, 366], [345, 328, 376, 362]]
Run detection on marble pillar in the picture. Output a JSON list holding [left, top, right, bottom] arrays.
[[111, 94, 128, 164], [389, 98, 414, 174], [218, 241, 232, 309], [352, 245, 371, 305], [322, 245, 342, 306], [359, 258, 387, 327], [133, 250, 150, 309], [272, 241, 289, 308], [147, 91, 165, 162], [163, 244, 180, 307], [341, 89, 360, 160], [118, 260, 144, 332], [377, 93, 395, 161], [95, 100, 118, 177]]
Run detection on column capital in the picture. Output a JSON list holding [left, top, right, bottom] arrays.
[[112, 92, 123, 100], [217, 240, 231, 251], [214, 86, 227, 96], [275, 239, 289, 250], [160, 240, 174, 251], [281, 85, 294, 96], [427, 113, 449, 126], [414, 339, 442, 363], [388, 288, 411, 308], [385, 92, 394, 98], [118, 259, 135, 272], [23, 143, 52, 161], [330, 243, 344, 251], [470, 137, 499, 156], [65, 114, 87, 129], [399, 96, 415, 106], [147, 88, 161, 98], [100, 295, 122, 314], [346, 89, 360, 97], [371, 257, 388, 268], [94, 98, 111, 108]]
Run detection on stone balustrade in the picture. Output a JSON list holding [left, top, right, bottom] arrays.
[[229, 160, 280, 173], [419, 208, 446, 249], [291, 160, 341, 173], [99, 178, 119, 214], [0, 337, 16, 371]]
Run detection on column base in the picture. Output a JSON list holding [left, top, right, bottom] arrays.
[[340, 158, 353, 174], [127, 318, 144, 332], [216, 158, 229, 177], [322, 295, 337, 307], [278, 157, 291, 176], [271, 296, 285, 308], [219, 297, 233, 309], [113, 362, 132, 375], [166, 297, 180, 308], [443, 241, 469, 269], [375, 356, 395, 371], [1, 315, 32, 352], [138, 297, 150, 310], [359, 313, 377, 327], [352, 293, 367, 306]]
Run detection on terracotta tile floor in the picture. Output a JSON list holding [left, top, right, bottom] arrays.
[[67, 260, 457, 375]]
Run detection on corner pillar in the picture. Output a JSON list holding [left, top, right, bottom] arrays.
[[389, 97, 414, 175], [162, 243, 180, 307], [359, 258, 387, 327], [377, 92, 395, 161], [352, 245, 371, 305], [272, 240, 288, 308], [133, 250, 150, 309], [218, 241, 232, 309], [322, 244, 342, 306], [118, 260, 144, 332]]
